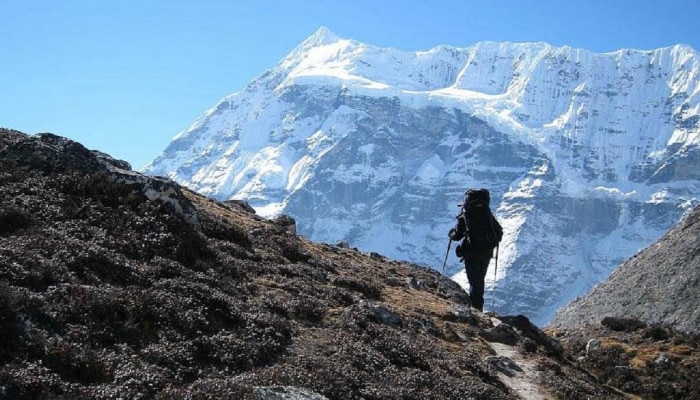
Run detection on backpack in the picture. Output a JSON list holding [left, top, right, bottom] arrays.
[[455, 189, 501, 258]]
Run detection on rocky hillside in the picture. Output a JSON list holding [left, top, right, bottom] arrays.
[[550, 204, 700, 334], [549, 317, 700, 399], [1, 128, 698, 399]]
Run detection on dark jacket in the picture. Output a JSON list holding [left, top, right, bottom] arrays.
[[449, 208, 503, 261]]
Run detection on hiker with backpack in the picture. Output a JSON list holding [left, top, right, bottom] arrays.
[[448, 188, 503, 312]]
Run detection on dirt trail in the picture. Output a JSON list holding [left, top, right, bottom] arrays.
[[485, 317, 550, 399]]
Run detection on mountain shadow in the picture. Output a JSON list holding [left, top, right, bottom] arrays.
[[0, 128, 694, 399]]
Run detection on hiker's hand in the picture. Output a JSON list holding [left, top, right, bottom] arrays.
[[448, 229, 456, 239]]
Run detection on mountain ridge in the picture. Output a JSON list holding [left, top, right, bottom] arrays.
[[143, 28, 700, 325]]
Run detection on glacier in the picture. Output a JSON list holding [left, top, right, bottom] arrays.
[[144, 27, 700, 325]]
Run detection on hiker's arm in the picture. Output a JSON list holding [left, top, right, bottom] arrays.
[[449, 215, 466, 241]]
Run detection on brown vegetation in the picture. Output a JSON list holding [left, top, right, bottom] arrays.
[[552, 316, 700, 399]]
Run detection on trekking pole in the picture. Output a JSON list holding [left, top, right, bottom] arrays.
[[491, 244, 499, 311], [436, 239, 451, 295]]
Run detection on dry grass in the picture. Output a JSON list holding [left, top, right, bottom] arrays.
[[558, 321, 700, 398]]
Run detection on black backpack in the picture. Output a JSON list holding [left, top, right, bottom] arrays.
[[457, 189, 501, 255]]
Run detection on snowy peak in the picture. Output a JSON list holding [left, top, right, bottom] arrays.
[[280, 26, 356, 68], [299, 26, 343, 48], [144, 33, 700, 325], [276, 32, 700, 127]]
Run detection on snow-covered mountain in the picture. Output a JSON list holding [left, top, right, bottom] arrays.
[[144, 27, 700, 325]]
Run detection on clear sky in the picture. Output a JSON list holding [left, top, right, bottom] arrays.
[[2, 0, 699, 170]]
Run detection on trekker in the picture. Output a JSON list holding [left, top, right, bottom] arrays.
[[448, 188, 503, 312]]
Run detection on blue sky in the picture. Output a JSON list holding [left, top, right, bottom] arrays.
[[2, 0, 699, 170]]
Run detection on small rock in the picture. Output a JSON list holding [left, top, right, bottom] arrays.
[[445, 304, 472, 323], [406, 275, 428, 290], [485, 355, 523, 377], [521, 337, 538, 353], [586, 339, 600, 354], [225, 199, 256, 214], [253, 386, 329, 400], [601, 316, 647, 332], [654, 353, 671, 367], [273, 215, 297, 234], [360, 300, 403, 327], [480, 323, 519, 345]]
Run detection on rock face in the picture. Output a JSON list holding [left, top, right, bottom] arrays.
[[143, 28, 700, 325], [549, 204, 700, 334], [0, 129, 634, 399]]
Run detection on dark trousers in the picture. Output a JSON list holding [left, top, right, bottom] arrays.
[[464, 258, 490, 311]]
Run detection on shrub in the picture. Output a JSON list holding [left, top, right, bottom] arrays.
[[0, 206, 31, 235], [0, 283, 21, 362]]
